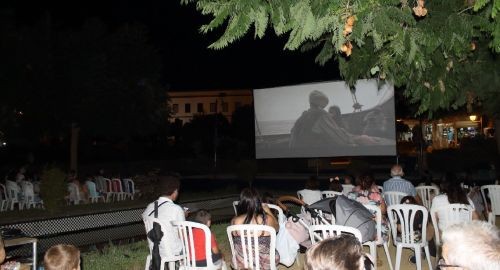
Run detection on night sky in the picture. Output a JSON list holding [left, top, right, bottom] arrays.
[[4, 0, 341, 90]]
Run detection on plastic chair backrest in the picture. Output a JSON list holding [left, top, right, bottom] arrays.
[[227, 224, 277, 270], [384, 191, 407, 206], [5, 180, 20, 201], [321, 190, 342, 199], [364, 204, 383, 244], [111, 178, 123, 192], [67, 182, 81, 204], [377, 185, 384, 193], [342, 184, 355, 195], [481, 185, 500, 215], [416, 186, 439, 209], [308, 224, 362, 244], [123, 178, 135, 194], [21, 181, 35, 202], [430, 203, 473, 246], [86, 181, 99, 198], [103, 178, 113, 193], [387, 204, 428, 245], [297, 190, 322, 205], [172, 221, 217, 269], [0, 184, 6, 200]]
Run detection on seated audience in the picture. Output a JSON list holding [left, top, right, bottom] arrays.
[[44, 244, 80, 270], [231, 188, 279, 269], [305, 234, 372, 270], [190, 209, 223, 267], [440, 221, 500, 270], [297, 176, 322, 205], [431, 172, 479, 229]]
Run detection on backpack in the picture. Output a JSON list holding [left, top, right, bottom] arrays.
[[331, 195, 376, 242]]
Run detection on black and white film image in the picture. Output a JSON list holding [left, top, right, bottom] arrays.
[[254, 80, 396, 159]]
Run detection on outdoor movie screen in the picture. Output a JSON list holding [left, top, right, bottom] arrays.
[[254, 79, 396, 159]]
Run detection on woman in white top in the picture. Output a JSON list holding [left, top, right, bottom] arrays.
[[297, 176, 322, 205], [431, 172, 479, 229]]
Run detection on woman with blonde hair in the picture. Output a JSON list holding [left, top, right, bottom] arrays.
[[44, 244, 80, 270]]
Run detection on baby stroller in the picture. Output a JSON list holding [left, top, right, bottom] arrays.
[[276, 195, 376, 244]]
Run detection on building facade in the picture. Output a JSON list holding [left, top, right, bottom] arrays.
[[168, 89, 253, 123]]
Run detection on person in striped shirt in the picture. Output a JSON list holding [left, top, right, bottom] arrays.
[[383, 164, 421, 203]]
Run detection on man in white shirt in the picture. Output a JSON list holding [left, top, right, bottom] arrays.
[[142, 174, 185, 258]]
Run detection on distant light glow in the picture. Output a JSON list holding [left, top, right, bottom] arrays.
[[469, 115, 477, 121]]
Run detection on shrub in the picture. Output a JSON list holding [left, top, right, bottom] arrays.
[[40, 165, 67, 211]]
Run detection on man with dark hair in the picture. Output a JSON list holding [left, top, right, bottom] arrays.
[[142, 173, 186, 257]]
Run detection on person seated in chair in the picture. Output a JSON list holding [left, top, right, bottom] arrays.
[[44, 244, 80, 270], [142, 173, 187, 258], [190, 209, 223, 268]]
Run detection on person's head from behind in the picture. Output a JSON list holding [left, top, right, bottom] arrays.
[[193, 209, 212, 227], [309, 90, 329, 109], [328, 105, 342, 118], [44, 244, 80, 270], [400, 196, 418, 205], [159, 173, 181, 200], [440, 172, 469, 205], [358, 174, 375, 192], [343, 175, 354, 185], [390, 164, 404, 177], [262, 192, 276, 205], [0, 235, 5, 264], [305, 176, 320, 190], [441, 221, 500, 270], [305, 234, 367, 270], [239, 187, 264, 223], [329, 177, 343, 192]]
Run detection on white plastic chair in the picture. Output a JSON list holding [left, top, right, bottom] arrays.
[[415, 186, 439, 209], [172, 221, 227, 270], [0, 183, 8, 211], [86, 181, 105, 203], [122, 178, 138, 200], [307, 224, 362, 245], [67, 182, 82, 205], [364, 204, 393, 270], [384, 191, 407, 207], [377, 185, 384, 193], [144, 216, 185, 270], [342, 184, 355, 195], [103, 178, 114, 202], [5, 180, 22, 210], [111, 178, 126, 201], [480, 185, 500, 225], [387, 204, 432, 270], [227, 224, 277, 270], [21, 181, 43, 209], [321, 190, 342, 199], [232, 202, 286, 225], [430, 203, 473, 264]]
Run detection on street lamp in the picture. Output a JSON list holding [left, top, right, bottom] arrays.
[[469, 115, 477, 121]]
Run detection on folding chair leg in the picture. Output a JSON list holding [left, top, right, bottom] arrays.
[[369, 243, 376, 270], [424, 246, 433, 270], [383, 243, 393, 270], [395, 245, 402, 270], [415, 248, 422, 270]]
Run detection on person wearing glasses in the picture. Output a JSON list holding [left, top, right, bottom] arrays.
[[439, 221, 500, 270]]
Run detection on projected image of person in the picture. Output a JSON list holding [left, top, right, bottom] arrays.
[[328, 105, 349, 131], [290, 90, 376, 150]]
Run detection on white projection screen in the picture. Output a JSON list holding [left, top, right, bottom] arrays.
[[254, 80, 396, 159]]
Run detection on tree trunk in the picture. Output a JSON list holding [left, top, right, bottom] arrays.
[[70, 123, 80, 172], [496, 118, 500, 154]]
